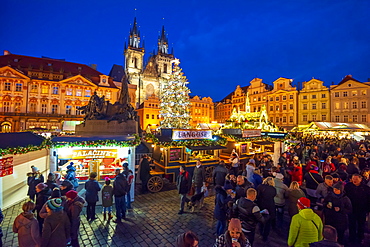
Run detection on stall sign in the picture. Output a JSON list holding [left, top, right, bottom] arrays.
[[243, 129, 261, 138], [261, 132, 287, 138], [172, 130, 212, 140], [0, 157, 13, 177], [170, 148, 182, 161], [59, 149, 118, 159]]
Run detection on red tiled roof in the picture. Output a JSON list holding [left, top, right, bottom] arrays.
[[0, 53, 117, 88]]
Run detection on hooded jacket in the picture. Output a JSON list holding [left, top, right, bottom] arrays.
[[214, 186, 233, 220], [213, 164, 228, 186], [13, 212, 41, 247], [288, 208, 323, 247], [113, 173, 128, 197]]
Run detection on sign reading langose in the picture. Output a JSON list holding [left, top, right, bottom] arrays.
[[59, 149, 118, 159], [172, 130, 212, 140]]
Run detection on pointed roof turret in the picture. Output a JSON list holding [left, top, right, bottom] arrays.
[[158, 26, 169, 54], [128, 17, 142, 49]]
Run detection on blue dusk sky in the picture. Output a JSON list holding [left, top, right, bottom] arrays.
[[2, 0, 369, 102]]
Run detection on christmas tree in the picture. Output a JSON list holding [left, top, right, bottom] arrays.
[[160, 59, 191, 129]]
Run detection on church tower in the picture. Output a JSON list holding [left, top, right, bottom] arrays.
[[155, 26, 174, 85], [124, 17, 145, 106]]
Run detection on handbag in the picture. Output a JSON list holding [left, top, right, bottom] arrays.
[[187, 186, 195, 196]]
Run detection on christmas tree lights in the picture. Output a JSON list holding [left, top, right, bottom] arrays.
[[160, 59, 191, 129]]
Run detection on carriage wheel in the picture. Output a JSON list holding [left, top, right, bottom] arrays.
[[147, 176, 164, 193], [205, 166, 215, 184]]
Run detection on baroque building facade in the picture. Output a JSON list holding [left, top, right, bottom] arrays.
[[330, 75, 370, 124], [298, 78, 331, 125], [0, 52, 119, 132]]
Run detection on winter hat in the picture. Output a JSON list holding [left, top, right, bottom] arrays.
[[105, 177, 110, 181], [47, 198, 63, 211], [228, 218, 242, 232], [67, 162, 74, 169], [122, 162, 129, 167], [275, 173, 284, 180], [249, 159, 255, 164], [31, 166, 39, 172], [332, 181, 344, 192], [66, 190, 78, 199], [50, 188, 61, 199], [297, 197, 310, 209], [36, 183, 48, 191], [224, 181, 233, 191]]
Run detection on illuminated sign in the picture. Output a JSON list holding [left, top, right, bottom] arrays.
[[172, 130, 212, 140], [59, 149, 118, 159], [261, 132, 287, 138], [242, 129, 261, 138]]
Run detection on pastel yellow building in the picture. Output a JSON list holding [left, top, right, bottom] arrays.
[[330, 75, 370, 124], [189, 95, 214, 127], [267, 77, 298, 130], [298, 78, 331, 125], [0, 52, 119, 132], [247, 78, 273, 113], [136, 94, 161, 131]]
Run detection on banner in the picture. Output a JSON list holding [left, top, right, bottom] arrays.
[[172, 130, 212, 140], [242, 129, 261, 138], [58, 149, 118, 159]]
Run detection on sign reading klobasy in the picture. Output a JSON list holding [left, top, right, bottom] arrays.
[[0, 157, 14, 177], [59, 149, 118, 159], [172, 130, 212, 140], [242, 129, 262, 138]]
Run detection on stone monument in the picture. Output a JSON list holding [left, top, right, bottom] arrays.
[[75, 76, 139, 136]]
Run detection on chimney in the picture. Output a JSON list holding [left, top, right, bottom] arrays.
[[3, 50, 11, 55], [90, 64, 97, 70]]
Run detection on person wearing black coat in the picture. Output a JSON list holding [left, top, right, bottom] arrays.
[[212, 161, 228, 186], [323, 182, 352, 245], [231, 188, 266, 245], [303, 167, 324, 202], [256, 177, 276, 242], [176, 165, 191, 214], [344, 174, 370, 244], [60, 180, 73, 196], [139, 155, 151, 194], [113, 168, 128, 223], [45, 172, 58, 191], [27, 166, 44, 201], [214, 183, 234, 236], [235, 175, 253, 200], [84, 172, 101, 221], [192, 160, 206, 194], [35, 183, 51, 234]]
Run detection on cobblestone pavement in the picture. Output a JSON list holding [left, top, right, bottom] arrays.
[[2, 185, 369, 247]]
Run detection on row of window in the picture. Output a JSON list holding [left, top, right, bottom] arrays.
[[146, 114, 160, 119], [270, 104, 294, 111], [302, 94, 326, 99], [270, 116, 294, 123], [269, 95, 294, 101], [302, 103, 326, 110], [302, 115, 327, 121], [334, 101, 367, 109], [2, 102, 82, 115], [301, 114, 368, 122], [334, 90, 367, 97], [2, 83, 112, 99]]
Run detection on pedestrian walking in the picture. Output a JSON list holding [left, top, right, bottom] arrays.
[[192, 160, 206, 194], [344, 174, 370, 244], [65, 162, 79, 191], [27, 166, 44, 201], [323, 181, 352, 245], [214, 182, 235, 236], [101, 177, 114, 220], [256, 177, 276, 242], [285, 181, 306, 218], [84, 172, 101, 221], [287, 197, 323, 247], [41, 198, 71, 247], [113, 168, 128, 223], [12, 201, 40, 247], [231, 188, 267, 246], [177, 165, 191, 215], [139, 155, 151, 194], [213, 160, 228, 187], [65, 190, 85, 247]]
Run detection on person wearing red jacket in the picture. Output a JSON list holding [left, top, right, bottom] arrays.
[[289, 163, 303, 185]]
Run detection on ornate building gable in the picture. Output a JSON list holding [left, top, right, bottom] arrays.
[[0, 66, 29, 80], [59, 75, 98, 88], [330, 76, 369, 91], [272, 77, 296, 91], [301, 78, 327, 91]]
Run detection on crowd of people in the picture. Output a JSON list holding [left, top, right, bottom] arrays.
[[176, 137, 370, 247], [10, 161, 134, 247]]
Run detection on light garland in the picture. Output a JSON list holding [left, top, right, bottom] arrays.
[[145, 133, 227, 147], [0, 139, 52, 156]]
